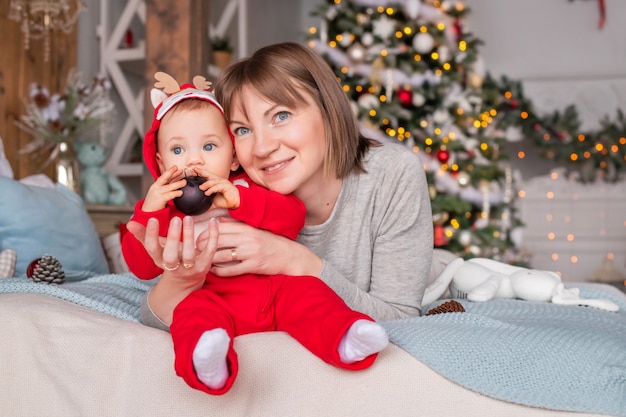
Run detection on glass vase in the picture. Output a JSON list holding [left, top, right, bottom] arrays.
[[55, 141, 80, 193]]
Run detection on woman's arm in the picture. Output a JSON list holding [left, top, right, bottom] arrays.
[[209, 221, 324, 278], [127, 215, 220, 327]]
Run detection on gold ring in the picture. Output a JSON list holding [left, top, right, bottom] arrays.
[[183, 262, 195, 269], [230, 248, 237, 261], [162, 261, 180, 271]]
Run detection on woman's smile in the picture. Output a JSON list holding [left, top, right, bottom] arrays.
[[261, 157, 294, 174]]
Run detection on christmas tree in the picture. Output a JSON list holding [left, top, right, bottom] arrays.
[[306, 0, 525, 262]]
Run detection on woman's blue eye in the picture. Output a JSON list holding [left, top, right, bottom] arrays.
[[172, 146, 182, 155], [203, 143, 215, 151], [276, 111, 289, 122], [234, 127, 250, 136]]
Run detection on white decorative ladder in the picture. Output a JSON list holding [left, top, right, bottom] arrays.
[[98, 0, 146, 179], [97, 0, 248, 182]]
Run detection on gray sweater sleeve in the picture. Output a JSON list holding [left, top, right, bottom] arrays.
[[139, 289, 170, 332]]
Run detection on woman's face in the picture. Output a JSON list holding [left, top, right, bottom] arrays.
[[228, 86, 327, 199]]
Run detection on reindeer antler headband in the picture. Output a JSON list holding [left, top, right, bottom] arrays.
[[150, 71, 223, 120]]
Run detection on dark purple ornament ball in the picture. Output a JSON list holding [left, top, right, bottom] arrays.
[[174, 176, 214, 215]]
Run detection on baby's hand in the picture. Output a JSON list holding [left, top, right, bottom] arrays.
[[200, 176, 240, 210], [142, 166, 186, 212]]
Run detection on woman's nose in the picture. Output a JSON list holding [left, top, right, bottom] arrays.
[[253, 128, 278, 158]]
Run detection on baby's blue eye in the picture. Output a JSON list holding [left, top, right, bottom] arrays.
[[172, 146, 182, 155], [203, 143, 215, 151]]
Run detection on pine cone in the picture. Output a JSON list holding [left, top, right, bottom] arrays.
[[27, 255, 65, 284], [426, 300, 465, 316]]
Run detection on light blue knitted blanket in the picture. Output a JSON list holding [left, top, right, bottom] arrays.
[[383, 286, 626, 417], [0, 273, 152, 323], [1, 275, 624, 416]]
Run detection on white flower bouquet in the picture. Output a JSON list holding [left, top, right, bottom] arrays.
[[15, 69, 114, 161]]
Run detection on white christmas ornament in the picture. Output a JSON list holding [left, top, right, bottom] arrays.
[[347, 43, 366, 63], [357, 93, 380, 110], [372, 15, 396, 41], [437, 45, 450, 63], [509, 227, 523, 248], [326, 6, 338, 20], [432, 109, 449, 124], [457, 171, 471, 187], [361, 32, 374, 47], [412, 92, 425, 107], [340, 32, 353, 47], [505, 126, 524, 142], [405, 0, 421, 19], [458, 230, 472, 247], [472, 56, 486, 78], [413, 32, 435, 54]]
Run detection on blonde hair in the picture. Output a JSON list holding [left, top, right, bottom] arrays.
[[215, 42, 377, 179]]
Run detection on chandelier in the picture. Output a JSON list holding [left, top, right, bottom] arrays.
[[8, 0, 86, 62]]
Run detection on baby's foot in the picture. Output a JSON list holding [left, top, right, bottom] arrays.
[[192, 328, 230, 389], [338, 319, 389, 364]]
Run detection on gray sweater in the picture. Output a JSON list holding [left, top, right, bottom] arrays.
[[141, 142, 433, 328], [298, 142, 433, 321]]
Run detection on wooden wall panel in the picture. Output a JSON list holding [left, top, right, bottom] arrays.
[[0, 0, 77, 179], [143, 0, 210, 191]]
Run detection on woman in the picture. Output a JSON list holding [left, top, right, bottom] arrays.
[[129, 41, 434, 328]]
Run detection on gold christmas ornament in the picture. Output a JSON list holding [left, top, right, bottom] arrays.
[[369, 56, 385, 94], [468, 72, 483, 88]]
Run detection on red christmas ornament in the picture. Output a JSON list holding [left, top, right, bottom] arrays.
[[509, 100, 519, 109], [397, 87, 413, 107], [433, 225, 448, 247], [453, 17, 463, 43], [26, 258, 41, 278], [436, 149, 450, 163], [125, 29, 134, 48]]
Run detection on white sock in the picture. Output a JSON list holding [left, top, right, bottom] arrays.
[[192, 328, 230, 389], [338, 319, 389, 364]]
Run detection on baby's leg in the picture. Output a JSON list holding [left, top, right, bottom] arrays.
[[192, 328, 230, 389], [274, 275, 389, 368], [338, 319, 389, 364]]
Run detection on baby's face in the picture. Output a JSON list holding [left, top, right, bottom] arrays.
[[156, 105, 238, 179]]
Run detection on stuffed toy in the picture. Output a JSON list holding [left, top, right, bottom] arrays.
[[76, 142, 127, 205], [422, 257, 619, 312]]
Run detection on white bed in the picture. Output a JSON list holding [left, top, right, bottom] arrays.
[[2, 292, 619, 417], [0, 174, 624, 417]]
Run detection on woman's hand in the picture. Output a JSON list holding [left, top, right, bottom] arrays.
[[205, 221, 324, 278], [126, 215, 220, 325]]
